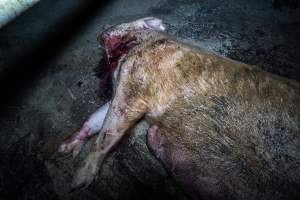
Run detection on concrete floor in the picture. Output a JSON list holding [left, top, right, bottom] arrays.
[[0, 0, 299, 199]]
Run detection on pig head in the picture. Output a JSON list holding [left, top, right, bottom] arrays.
[[97, 17, 166, 87]]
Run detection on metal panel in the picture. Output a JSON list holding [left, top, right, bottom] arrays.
[[0, 0, 40, 28]]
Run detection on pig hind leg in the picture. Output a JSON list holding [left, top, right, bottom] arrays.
[[58, 102, 110, 157], [147, 125, 227, 200]]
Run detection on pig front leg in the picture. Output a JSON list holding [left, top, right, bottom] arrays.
[[72, 74, 149, 189], [58, 102, 110, 157]]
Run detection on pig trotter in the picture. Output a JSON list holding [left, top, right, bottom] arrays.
[[72, 134, 123, 189], [58, 128, 89, 158], [71, 151, 104, 189], [58, 137, 83, 158], [58, 102, 110, 157]]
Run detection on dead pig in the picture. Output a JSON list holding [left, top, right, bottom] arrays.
[[58, 17, 300, 199]]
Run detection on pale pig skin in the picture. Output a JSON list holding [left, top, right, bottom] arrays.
[[59, 17, 300, 199]]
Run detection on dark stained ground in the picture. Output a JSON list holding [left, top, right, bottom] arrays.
[[0, 0, 299, 199]]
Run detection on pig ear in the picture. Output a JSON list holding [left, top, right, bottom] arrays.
[[143, 17, 166, 31]]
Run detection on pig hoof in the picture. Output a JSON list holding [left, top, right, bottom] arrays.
[[58, 123, 92, 157], [71, 168, 95, 190], [71, 152, 102, 190], [58, 138, 85, 158]]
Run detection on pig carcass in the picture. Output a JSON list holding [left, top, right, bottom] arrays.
[[59, 17, 300, 200]]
